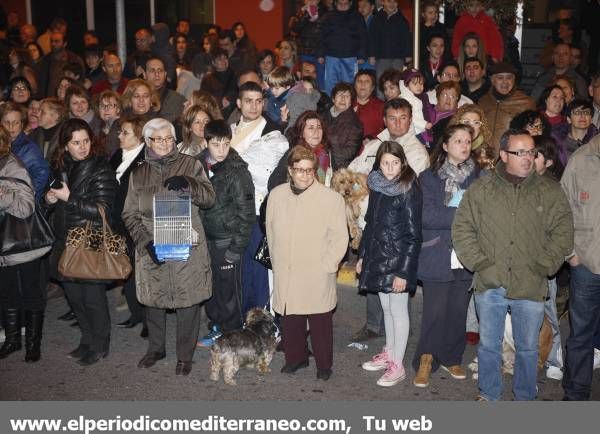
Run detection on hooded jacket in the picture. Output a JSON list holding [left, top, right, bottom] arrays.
[[198, 148, 255, 261], [358, 174, 423, 295]]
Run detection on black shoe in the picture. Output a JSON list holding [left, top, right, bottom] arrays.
[[351, 324, 382, 342], [67, 344, 90, 359], [140, 327, 149, 338], [58, 310, 76, 321], [281, 359, 309, 374], [77, 350, 108, 366], [317, 368, 332, 381], [0, 308, 22, 359], [116, 319, 140, 328], [24, 310, 44, 363], [137, 351, 166, 368], [176, 360, 193, 376]]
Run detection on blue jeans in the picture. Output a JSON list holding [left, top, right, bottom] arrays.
[[563, 264, 600, 400], [324, 56, 357, 96], [544, 278, 563, 368], [475, 287, 544, 401]]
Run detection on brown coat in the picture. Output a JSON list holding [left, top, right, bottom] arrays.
[[122, 148, 216, 309], [478, 89, 536, 155], [266, 181, 348, 315]]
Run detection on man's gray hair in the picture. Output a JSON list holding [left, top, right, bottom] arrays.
[[142, 117, 176, 143]]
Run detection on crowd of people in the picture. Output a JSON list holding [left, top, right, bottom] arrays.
[[0, 0, 599, 401]]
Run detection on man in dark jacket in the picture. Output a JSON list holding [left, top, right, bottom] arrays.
[[198, 120, 255, 346], [367, 0, 412, 83], [144, 57, 186, 124], [37, 31, 84, 97], [292, 0, 327, 89], [318, 0, 367, 96], [460, 57, 490, 103], [452, 129, 574, 401]]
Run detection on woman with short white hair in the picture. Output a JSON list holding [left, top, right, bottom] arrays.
[[122, 118, 216, 375]]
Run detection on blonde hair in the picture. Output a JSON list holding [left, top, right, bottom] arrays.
[[185, 90, 223, 120], [266, 66, 295, 88], [181, 104, 212, 146], [121, 79, 161, 113]]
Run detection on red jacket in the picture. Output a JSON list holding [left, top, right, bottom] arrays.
[[354, 97, 385, 139], [90, 78, 129, 96], [451, 11, 504, 61]]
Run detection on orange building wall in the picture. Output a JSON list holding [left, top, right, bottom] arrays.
[[2, 0, 27, 24], [214, 0, 284, 51]]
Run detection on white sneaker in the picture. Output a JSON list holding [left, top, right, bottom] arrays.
[[376, 361, 406, 387], [546, 366, 563, 381], [362, 348, 390, 372], [594, 348, 600, 370]]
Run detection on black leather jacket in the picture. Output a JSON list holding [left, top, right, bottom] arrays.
[[46, 154, 117, 280], [358, 182, 422, 295]]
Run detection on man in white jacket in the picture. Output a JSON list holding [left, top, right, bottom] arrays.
[[348, 97, 429, 342], [200, 81, 288, 343], [349, 98, 429, 176]]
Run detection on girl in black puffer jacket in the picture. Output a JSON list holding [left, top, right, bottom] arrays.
[[357, 140, 422, 388], [45, 118, 117, 367]]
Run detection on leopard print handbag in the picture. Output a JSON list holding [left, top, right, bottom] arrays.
[[58, 205, 132, 280]]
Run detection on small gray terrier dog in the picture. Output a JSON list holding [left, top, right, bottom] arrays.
[[209, 308, 278, 385]]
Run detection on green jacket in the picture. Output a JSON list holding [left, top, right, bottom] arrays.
[[451, 162, 574, 301]]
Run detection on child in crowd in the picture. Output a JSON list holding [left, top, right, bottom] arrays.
[[399, 69, 433, 136], [197, 120, 256, 346], [265, 66, 296, 126], [357, 141, 422, 387]]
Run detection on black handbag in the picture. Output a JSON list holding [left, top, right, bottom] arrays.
[[253, 235, 272, 269], [0, 177, 55, 258]]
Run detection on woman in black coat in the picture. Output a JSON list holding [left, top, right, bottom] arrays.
[[357, 141, 422, 388], [109, 115, 146, 336], [412, 124, 479, 388], [45, 118, 117, 366]]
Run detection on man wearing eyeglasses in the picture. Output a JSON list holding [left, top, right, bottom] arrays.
[[452, 129, 574, 401], [551, 99, 598, 169], [479, 62, 536, 156], [425, 61, 473, 108], [561, 132, 600, 401]]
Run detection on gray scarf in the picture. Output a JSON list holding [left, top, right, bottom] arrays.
[[367, 169, 411, 197], [437, 158, 475, 205]]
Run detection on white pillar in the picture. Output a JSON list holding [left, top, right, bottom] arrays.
[[150, 0, 156, 25], [516, 1, 524, 56], [25, 0, 32, 24], [439, 0, 445, 24], [86, 0, 95, 29], [116, 0, 127, 64], [413, 0, 421, 69]]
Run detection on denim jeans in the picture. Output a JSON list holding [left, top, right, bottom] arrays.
[[475, 287, 544, 401], [323, 56, 357, 96], [544, 278, 563, 368], [562, 264, 600, 400]]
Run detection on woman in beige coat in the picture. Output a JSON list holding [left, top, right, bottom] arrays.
[[122, 118, 215, 376], [266, 145, 348, 381]]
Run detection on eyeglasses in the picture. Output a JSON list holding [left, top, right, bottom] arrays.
[[440, 92, 458, 100], [290, 167, 315, 175], [69, 138, 91, 147], [503, 149, 538, 158], [527, 122, 543, 131], [148, 136, 174, 145], [441, 72, 460, 80], [570, 109, 592, 117], [12, 85, 28, 91], [2, 120, 22, 127], [460, 119, 481, 126], [100, 103, 117, 110]]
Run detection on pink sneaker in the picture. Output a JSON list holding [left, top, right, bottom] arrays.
[[376, 361, 406, 387], [362, 348, 390, 371]]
